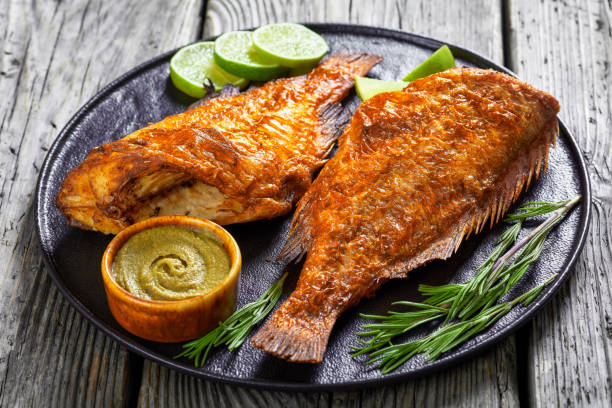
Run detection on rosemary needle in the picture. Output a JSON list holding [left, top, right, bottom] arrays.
[[175, 272, 287, 367], [369, 274, 557, 374], [352, 195, 580, 372]]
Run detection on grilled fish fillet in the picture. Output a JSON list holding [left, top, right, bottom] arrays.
[[55, 53, 382, 234], [251, 67, 560, 363]]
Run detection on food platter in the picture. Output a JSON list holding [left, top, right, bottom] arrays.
[[35, 24, 591, 390]]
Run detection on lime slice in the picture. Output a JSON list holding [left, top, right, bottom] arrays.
[[214, 31, 287, 81], [355, 76, 407, 101], [252, 23, 329, 68], [170, 42, 249, 98], [402, 45, 455, 82]]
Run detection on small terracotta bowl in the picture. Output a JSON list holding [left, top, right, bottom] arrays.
[[101, 216, 241, 343]]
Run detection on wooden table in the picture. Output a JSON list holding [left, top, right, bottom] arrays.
[[0, 0, 609, 406]]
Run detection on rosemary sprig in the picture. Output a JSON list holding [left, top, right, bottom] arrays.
[[351, 195, 580, 371], [175, 272, 287, 367], [352, 221, 523, 357], [366, 274, 557, 374]]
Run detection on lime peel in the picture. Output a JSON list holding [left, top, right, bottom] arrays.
[[402, 45, 455, 82], [214, 31, 286, 81], [355, 77, 407, 101], [252, 23, 329, 68], [356, 45, 456, 101], [170, 41, 249, 98]]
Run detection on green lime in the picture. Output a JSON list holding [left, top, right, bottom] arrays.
[[355, 76, 407, 101], [355, 46, 456, 101], [170, 41, 249, 98], [402, 45, 455, 82], [252, 23, 329, 68], [214, 31, 287, 81]]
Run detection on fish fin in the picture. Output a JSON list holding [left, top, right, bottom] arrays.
[[317, 102, 351, 153], [457, 119, 556, 246], [393, 118, 558, 278], [277, 193, 314, 262], [251, 300, 331, 363], [312, 52, 382, 151]]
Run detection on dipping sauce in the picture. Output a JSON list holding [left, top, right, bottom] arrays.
[[112, 225, 230, 301]]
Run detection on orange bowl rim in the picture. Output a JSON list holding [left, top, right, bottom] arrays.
[[100, 215, 242, 308]]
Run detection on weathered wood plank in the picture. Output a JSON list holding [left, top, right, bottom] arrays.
[[507, 0, 612, 406], [138, 1, 519, 406], [203, 0, 503, 63], [0, 0, 203, 405]]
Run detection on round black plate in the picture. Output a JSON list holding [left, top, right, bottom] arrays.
[[36, 24, 591, 391]]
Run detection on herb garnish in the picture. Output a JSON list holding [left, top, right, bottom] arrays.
[[351, 195, 580, 373], [175, 272, 287, 367]]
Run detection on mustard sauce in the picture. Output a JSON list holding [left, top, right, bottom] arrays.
[[112, 225, 230, 301]]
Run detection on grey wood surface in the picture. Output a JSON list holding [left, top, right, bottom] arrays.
[[0, 0, 202, 406], [0, 0, 608, 406], [507, 0, 612, 406]]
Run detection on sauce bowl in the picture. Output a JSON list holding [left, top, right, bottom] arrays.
[[101, 216, 241, 343]]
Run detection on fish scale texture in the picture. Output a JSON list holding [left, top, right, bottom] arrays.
[[55, 53, 382, 234], [251, 67, 560, 363]]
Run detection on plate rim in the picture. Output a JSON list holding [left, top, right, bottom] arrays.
[[35, 22, 592, 391]]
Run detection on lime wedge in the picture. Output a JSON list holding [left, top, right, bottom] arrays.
[[170, 42, 249, 98], [402, 45, 455, 82], [214, 31, 287, 81], [355, 45, 456, 101], [355, 76, 407, 100], [252, 23, 329, 68]]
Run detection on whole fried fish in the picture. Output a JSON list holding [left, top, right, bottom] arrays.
[[251, 67, 560, 363], [55, 53, 382, 234]]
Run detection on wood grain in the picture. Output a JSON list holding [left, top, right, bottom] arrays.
[[203, 0, 503, 62], [0, 0, 203, 405], [507, 0, 612, 406], [137, 1, 520, 407], [4, 0, 605, 405]]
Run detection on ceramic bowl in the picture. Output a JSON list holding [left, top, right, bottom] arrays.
[[101, 216, 241, 342]]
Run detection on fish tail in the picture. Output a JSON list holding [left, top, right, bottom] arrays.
[[251, 300, 332, 363], [318, 52, 383, 77]]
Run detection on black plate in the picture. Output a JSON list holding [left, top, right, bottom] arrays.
[[35, 24, 591, 391]]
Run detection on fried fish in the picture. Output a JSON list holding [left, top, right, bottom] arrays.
[[55, 53, 382, 234], [251, 67, 560, 363]]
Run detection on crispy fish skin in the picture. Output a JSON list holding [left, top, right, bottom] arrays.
[[55, 53, 382, 234], [251, 67, 561, 363]]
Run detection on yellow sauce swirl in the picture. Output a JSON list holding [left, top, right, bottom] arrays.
[[112, 225, 230, 301]]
